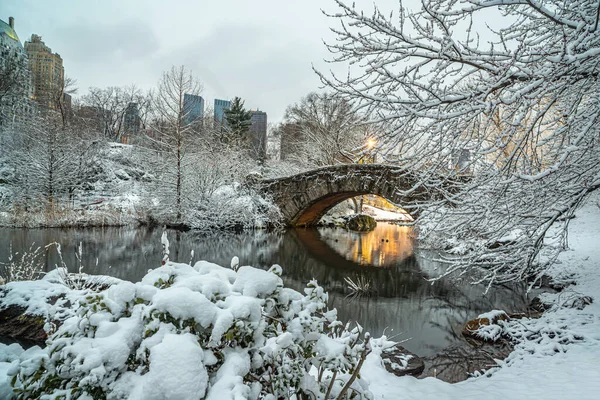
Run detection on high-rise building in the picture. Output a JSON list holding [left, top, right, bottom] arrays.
[[183, 94, 204, 124], [24, 34, 64, 109], [123, 102, 140, 143], [0, 17, 20, 49], [214, 98, 231, 124], [0, 16, 33, 122], [62, 92, 72, 113], [249, 110, 267, 160], [279, 122, 304, 161]]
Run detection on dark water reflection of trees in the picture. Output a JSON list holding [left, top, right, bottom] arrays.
[[0, 223, 529, 356]]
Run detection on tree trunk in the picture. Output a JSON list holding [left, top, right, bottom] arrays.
[[176, 134, 182, 220], [351, 197, 363, 214]]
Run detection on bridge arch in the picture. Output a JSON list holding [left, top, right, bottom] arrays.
[[258, 164, 431, 227]]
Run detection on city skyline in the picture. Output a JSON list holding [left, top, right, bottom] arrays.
[[2, 14, 268, 127], [1, 0, 398, 122]]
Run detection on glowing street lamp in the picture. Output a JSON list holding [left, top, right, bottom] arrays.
[[364, 137, 377, 163], [366, 138, 376, 150]]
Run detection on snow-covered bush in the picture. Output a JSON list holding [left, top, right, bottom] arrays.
[[9, 261, 372, 399], [185, 184, 284, 232]]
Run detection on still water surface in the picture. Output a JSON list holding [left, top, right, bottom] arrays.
[[0, 223, 528, 356]]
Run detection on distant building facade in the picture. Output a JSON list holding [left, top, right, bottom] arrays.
[[249, 110, 267, 160], [0, 16, 33, 124], [183, 93, 204, 124], [279, 122, 304, 161], [62, 92, 72, 114], [24, 34, 64, 109], [0, 17, 21, 50], [214, 98, 231, 124], [123, 102, 140, 143]]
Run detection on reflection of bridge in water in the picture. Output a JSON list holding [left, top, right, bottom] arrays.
[[258, 164, 444, 226], [282, 224, 528, 356], [316, 223, 414, 268], [0, 224, 526, 356], [283, 225, 426, 298]]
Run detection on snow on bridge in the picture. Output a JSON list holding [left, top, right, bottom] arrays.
[[256, 164, 450, 227]]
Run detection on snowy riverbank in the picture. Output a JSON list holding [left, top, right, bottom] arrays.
[[362, 195, 600, 400], [0, 196, 598, 399], [0, 142, 280, 231]]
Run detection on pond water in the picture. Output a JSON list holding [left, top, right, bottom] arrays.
[[0, 223, 529, 356]]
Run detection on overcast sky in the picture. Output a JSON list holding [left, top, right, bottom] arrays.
[[3, 0, 404, 122]]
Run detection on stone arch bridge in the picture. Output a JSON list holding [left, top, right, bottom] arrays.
[[256, 164, 448, 227]]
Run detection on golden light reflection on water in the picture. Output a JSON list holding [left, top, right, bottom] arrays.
[[318, 222, 414, 267]]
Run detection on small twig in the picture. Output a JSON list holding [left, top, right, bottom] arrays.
[[325, 370, 337, 399]]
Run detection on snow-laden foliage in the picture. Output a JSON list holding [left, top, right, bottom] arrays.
[[319, 0, 600, 286], [8, 261, 372, 399], [0, 63, 280, 230], [282, 92, 370, 168], [184, 183, 283, 232], [79, 86, 152, 142]]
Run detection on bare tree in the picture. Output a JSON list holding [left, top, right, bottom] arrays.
[[52, 76, 78, 128], [3, 109, 100, 213], [80, 85, 152, 141], [150, 65, 204, 220], [284, 92, 368, 167], [318, 0, 600, 286]]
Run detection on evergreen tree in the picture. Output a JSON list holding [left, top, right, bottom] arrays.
[[223, 96, 252, 146]]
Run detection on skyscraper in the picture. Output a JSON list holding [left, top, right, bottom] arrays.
[[24, 34, 64, 109], [279, 122, 304, 161], [183, 94, 204, 124], [249, 110, 267, 161], [214, 98, 231, 124], [123, 102, 140, 143]]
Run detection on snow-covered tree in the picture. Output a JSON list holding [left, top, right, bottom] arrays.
[[80, 85, 152, 142], [145, 65, 208, 220], [318, 0, 600, 286], [0, 49, 28, 108], [283, 92, 368, 167], [3, 110, 101, 210], [0, 43, 31, 127]]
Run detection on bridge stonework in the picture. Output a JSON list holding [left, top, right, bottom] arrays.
[[257, 164, 431, 227]]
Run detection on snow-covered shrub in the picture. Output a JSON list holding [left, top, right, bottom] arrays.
[[9, 261, 372, 399], [185, 184, 284, 232]]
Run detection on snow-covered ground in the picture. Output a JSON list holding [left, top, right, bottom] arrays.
[[0, 196, 598, 398], [363, 195, 600, 399], [0, 142, 148, 228], [362, 204, 413, 222], [319, 202, 413, 227]]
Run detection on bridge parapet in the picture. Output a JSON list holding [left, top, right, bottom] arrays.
[[257, 164, 437, 227]]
